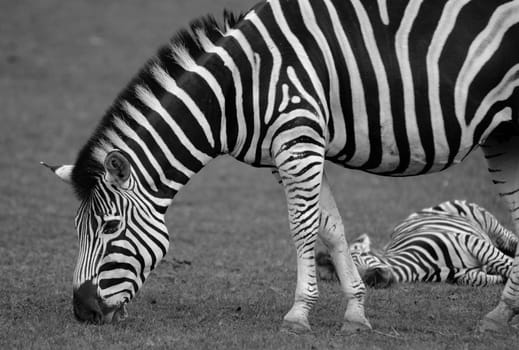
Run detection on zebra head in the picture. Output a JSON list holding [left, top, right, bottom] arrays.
[[43, 150, 169, 324], [350, 250, 396, 289]]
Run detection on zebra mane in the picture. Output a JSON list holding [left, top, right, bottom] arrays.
[[70, 10, 245, 200]]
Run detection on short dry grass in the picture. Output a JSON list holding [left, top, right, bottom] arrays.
[[1, 0, 518, 349]]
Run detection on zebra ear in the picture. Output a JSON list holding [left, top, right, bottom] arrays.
[[359, 233, 371, 252], [104, 150, 131, 186], [352, 233, 371, 253], [41, 162, 74, 184]]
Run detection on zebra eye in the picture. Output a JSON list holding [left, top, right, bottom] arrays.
[[103, 219, 121, 235]]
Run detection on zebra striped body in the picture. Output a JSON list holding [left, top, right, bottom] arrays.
[[45, 0, 519, 332], [317, 200, 517, 287]]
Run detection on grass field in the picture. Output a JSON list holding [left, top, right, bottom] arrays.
[[1, 0, 518, 349]]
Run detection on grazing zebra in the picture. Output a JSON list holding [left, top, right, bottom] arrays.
[[317, 200, 517, 288], [42, 0, 519, 334]]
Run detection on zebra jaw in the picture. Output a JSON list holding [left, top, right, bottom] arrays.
[[40, 162, 74, 184]]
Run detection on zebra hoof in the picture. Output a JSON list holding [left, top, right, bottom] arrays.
[[340, 320, 372, 335], [280, 319, 312, 334]]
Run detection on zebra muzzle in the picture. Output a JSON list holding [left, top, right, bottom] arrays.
[[114, 302, 128, 322], [103, 302, 129, 323]]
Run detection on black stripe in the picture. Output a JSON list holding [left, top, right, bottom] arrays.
[[99, 262, 138, 277], [99, 277, 139, 294], [408, 0, 449, 174], [331, 0, 382, 168]]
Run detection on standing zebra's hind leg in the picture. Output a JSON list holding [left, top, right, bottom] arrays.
[[479, 131, 519, 333], [455, 268, 505, 287], [319, 173, 372, 333]]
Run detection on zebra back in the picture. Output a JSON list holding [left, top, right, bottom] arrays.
[[391, 200, 517, 256]]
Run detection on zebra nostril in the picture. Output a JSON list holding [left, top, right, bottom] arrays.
[[73, 280, 103, 323]]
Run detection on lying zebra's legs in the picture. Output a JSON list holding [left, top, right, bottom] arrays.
[[486, 224, 519, 258], [456, 268, 505, 286], [272, 133, 325, 333], [466, 236, 514, 279], [479, 132, 519, 332], [472, 203, 518, 256], [319, 172, 371, 333]]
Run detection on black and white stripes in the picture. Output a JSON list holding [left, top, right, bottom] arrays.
[[47, 0, 519, 332], [317, 200, 517, 288]]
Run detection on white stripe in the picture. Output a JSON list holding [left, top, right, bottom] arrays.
[[92, 139, 113, 165], [133, 181, 172, 209], [426, 0, 470, 171], [126, 230, 153, 274], [149, 64, 215, 150], [133, 212, 169, 258], [100, 281, 137, 298], [481, 108, 514, 144], [286, 66, 322, 124], [247, 11, 282, 124], [122, 101, 194, 178], [111, 240, 137, 256], [135, 78, 212, 164], [322, 0, 370, 166], [103, 128, 159, 192], [299, 0, 345, 156], [269, 0, 329, 121], [159, 47, 216, 149], [100, 268, 138, 281], [172, 37, 228, 152], [278, 84, 290, 112], [472, 64, 519, 142], [395, 0, 425, 173], [196, 33, 247, 156], [112, 116, 183, 191], [264, 108, 323, 160], [127, 220, 163, 268], [226, 27, 261, 162], [456, 1, 519, 131], [378, 0, 390, 25], [349, 0, 397, 171]]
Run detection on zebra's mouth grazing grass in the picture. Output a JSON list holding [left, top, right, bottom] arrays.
[[112, 303, 129, 323], [100, 302, 129, 324]]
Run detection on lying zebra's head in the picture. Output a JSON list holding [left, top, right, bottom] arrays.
[[43, 150, 169, 324], [348, 233, 396, 288], [350, 247, 395, 289]]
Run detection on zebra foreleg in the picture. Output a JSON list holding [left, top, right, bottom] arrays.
[[474, 204, 519, 257], [486, 224, 519, 258], [272, 133, 325, 333], [318, 173, 372, 333], [479, 132, 519, 333], [455, 268, 505, 287], [271, 168, 372, 333], [466, 236, 513, 280]]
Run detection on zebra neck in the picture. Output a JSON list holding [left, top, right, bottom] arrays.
[[73, 14, 256, 206], [133, 48, 246, 200], [92, 67, 228, 206]]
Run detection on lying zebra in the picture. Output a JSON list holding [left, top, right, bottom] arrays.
[[317, 200, 518, 288]]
